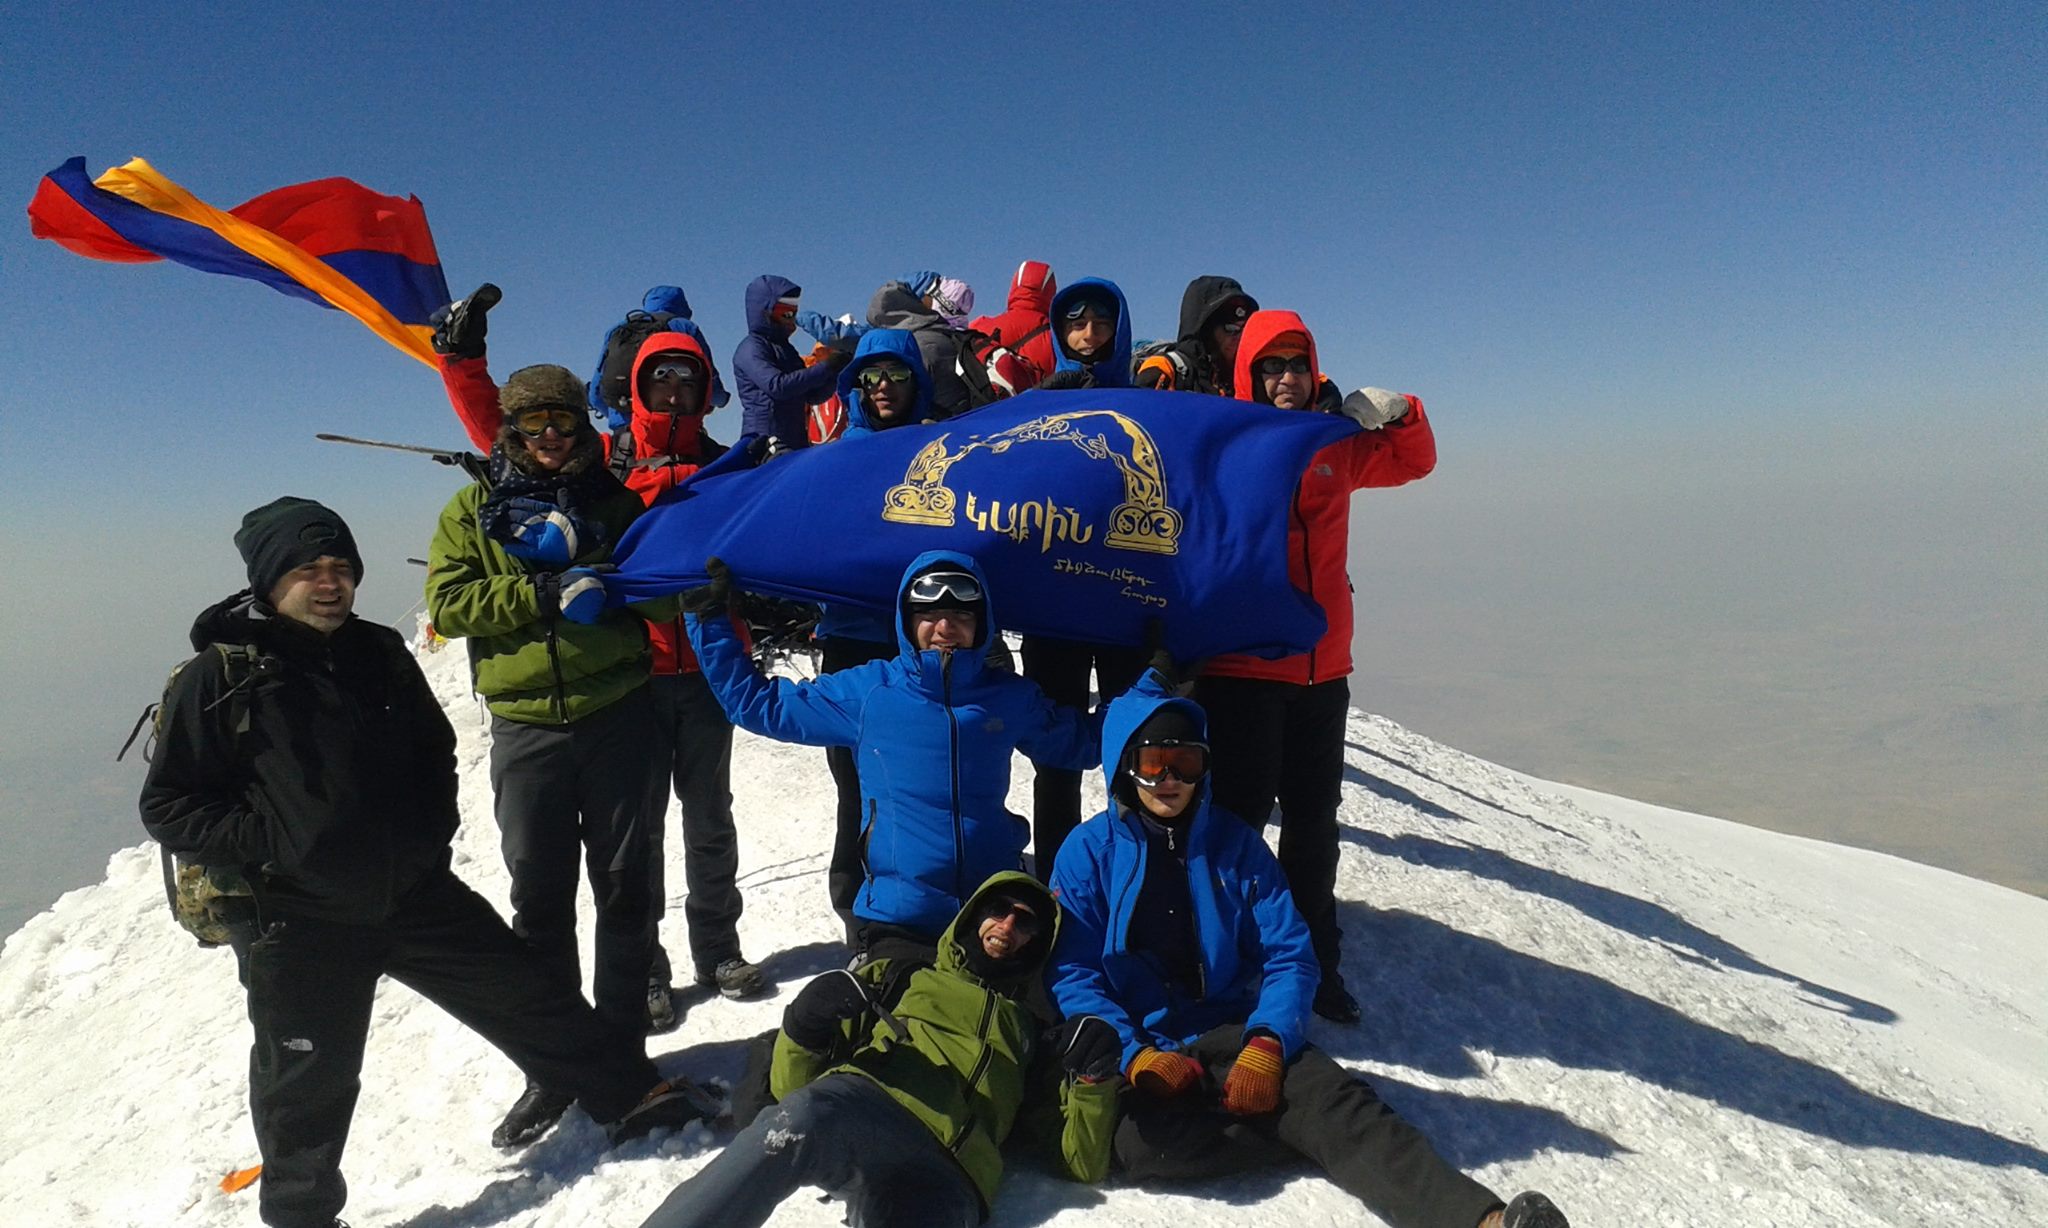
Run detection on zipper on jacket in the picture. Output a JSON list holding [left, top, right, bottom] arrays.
[[544, 621, 568, 722], [861, 798, 877, 886], [944, 654, 965, 903], [1292, 489, 1318, 683], [947, 989, 1001, 1154], [1112, 810, 1143, 957]]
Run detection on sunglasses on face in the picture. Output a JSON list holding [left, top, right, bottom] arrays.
[[857, 364, 916, 391], [983, 898, 1042, 934], [511, 407, 585, 437], [649, 361, 703, 385], [905, 570, 983, 607], [1127, 739, 1210, 787], [1254, 354, 1314, 377]]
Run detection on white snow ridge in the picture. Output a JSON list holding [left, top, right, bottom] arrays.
[[2, 634, 2043, 1226]]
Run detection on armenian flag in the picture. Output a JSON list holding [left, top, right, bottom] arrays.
[[27, 156, 450, 366]]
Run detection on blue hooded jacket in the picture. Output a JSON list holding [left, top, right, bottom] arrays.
[[837, 328, 935, 438], [1047, 678, 1320, 1066], [688, 550, 1108, 935], [733, 274, 841, 447], [585, 285, 731, 427], [1048, 277, 1134, 389]]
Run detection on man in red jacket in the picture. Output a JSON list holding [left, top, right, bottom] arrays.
[[614, 329, 766, 1019], [1195, 309, 1434, 1024], [966, 259, 1058, 378]]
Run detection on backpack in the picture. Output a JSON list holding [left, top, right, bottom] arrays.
[[954, 321, 1049, 409], [589, 309, 683, 430], [1132, 340, 1194, 391], [117, 643, 268, 948]]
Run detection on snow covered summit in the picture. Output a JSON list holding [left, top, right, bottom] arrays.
[[3, 633, 2043, 1226]]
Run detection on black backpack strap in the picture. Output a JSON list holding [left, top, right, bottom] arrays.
[[607, 427, 637, 482]]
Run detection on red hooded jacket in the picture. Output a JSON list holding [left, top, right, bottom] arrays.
[[1203, 310, 1436, 685], [967, 259, 1057, 377]]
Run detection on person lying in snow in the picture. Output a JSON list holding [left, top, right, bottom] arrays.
[[633, 874, 1118, 1228], [1047, 677, 1571, 1228]]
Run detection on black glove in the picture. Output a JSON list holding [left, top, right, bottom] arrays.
[[429, 282, 501, 359], [1037, 368, 1094, 391], [782, 968, 874, 1052], [1051, 1015, 1123, 1082], [679, 557, 732, 617], [825, 348, 855, 371]]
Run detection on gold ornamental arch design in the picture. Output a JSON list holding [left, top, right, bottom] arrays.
[[880, 410, 1182, 555]]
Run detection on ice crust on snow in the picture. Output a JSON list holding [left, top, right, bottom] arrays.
[[2, 633, 2043, 1226]]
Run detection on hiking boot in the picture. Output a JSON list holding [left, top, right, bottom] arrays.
[[696, 956, 766, 1000], [1502, 1191, 1570, 1228], [606, 1076, 720, 1145], [1312, 979, 1362, 1024], [647, 976, 680, 1034], [491, 1080, 574, 1150]]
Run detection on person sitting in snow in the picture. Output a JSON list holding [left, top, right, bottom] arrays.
[[634, 873, 1118, 1228], [141, 498, 709, 1228], [685, 551, 1139, 959], [1047, 678, 1571, 1228]]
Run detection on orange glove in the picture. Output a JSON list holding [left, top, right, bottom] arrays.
[[1126, 1047, 1204, 1097], [1220, 1035, 1285, 1115]]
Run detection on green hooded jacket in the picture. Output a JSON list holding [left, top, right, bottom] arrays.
[[425, 479, 675, 725], [771, 872, 1119, 1209]]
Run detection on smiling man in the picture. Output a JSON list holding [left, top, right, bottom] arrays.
[[634, 873, 1118, 1228], [143, 497, 707, 1228], [684, 551, 1140, 959]]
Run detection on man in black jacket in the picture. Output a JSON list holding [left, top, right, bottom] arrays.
[[1133, 275, 1258, 396], [140, 496, 706, 1228]]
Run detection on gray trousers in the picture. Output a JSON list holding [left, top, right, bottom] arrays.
[[644, 672, 743, 977], [488, 684, 659, 1041], [635, 1073, 982, 1228]]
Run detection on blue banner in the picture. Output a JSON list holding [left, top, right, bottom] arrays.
[[609, 387, 1362, 663]]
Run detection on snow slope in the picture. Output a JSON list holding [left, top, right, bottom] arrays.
[[3, 632, 2043, 1227]]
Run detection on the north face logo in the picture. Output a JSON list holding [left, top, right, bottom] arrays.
[[1313, 464, 1334, 477], [283, 1037, 314, 1052], [983, 718, 1005, 734]]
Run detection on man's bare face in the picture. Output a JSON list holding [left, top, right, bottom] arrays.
[[912, 608, 978, 652], [268, 556, 357, 635]]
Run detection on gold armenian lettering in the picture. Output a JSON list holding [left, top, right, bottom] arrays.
[[882, 412, 1182, 555]]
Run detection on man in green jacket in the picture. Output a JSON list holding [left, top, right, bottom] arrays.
[[634, 873, 1121, 1228], [425, 363, 679, 1150]]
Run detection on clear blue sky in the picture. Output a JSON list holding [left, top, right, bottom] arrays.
[[1, 3, 2042, 928]]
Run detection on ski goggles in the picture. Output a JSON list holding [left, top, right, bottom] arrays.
[[769, 300, 800, 324], [904, 570, 983, 609], [857, 362, 916, 391], [1125, 739, 1210, 786], [648, 360, 703, 385], [509, 407, 585, 437], [1061, 295, 1118, 323], [1253, 353, 1314, 377]]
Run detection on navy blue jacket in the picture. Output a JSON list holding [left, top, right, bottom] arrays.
[[688, 550, 1105, 935], [733, 274, 841, 447], [815, 330, 938, 643], [1048, 680, 1319, 1065], [1048, 277, 1135, 389]]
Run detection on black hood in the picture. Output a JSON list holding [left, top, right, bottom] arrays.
[[1176, 275, 1257, 345]]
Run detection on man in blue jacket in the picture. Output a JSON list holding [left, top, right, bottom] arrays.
[[686, 550, 1117, 954], [806, 331, 941, 937], [732, 274, 850, 456], [1048, 683, 1570, 1228]]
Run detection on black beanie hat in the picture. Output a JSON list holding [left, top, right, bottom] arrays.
[[234, 497, 362, 600], [1129, 704, 1202, 754]]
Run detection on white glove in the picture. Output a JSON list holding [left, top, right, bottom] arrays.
[[1339, 387, 1412, 430]]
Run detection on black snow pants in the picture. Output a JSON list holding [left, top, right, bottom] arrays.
[[643, 671, 743, 980], [1115, 1024, 1500, 1228], [245, 870, 658, 1228], [488, 683, 660, 1041], [1194, 674, 1351, 982]]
